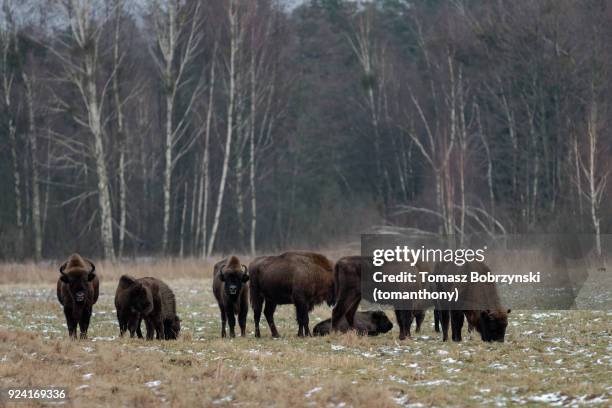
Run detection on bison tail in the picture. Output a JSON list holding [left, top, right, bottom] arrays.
[[327, 263, 339, 307]]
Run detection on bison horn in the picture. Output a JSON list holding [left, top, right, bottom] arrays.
[[241, 264, 248, 274], [87, 260, 96, 274], [59, 262, 68, 276]]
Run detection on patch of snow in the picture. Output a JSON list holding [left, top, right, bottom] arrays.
[[528, 392, 567, 405], [145, 380, 161, 388], [76, 385, 89, 390], [82, 373, 93, 380], [331, 345, 345, 351], [389, 375, 409, 385], [489, 363, 508, 370], [304, 387, 322, 398]]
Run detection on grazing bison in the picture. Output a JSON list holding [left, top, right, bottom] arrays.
[[333, 256, 432, 340], [249, 251, 335, 337], [313, 310, 393, 336], [56, 254, 99, 339], [213, 256, 249, 338], [434, 261, 510, 342], [114, 276, 180, 340]]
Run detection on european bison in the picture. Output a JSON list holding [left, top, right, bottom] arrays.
[[213, 256, 249, 338], [434, 261, 510, 342], [332, 255, 431, 340], [56, 253, 99, 339], [115, 276, 180, 340], [249, 251, 335, 337], [313, 310, 393, 336]]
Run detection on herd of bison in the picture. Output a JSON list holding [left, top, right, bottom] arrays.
[[55, 252, 510, 343]]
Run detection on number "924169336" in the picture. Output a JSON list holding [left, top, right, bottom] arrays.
[[2, 388, 68, 401]]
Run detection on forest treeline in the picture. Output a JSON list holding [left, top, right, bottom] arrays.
[[0, 0, 610, 260]]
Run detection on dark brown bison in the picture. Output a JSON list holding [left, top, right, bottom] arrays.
[[114, 276, 180, 340], [332, 256, 431, 340], [213, 256, 249, 338], [249, 251, 335, 337], [434, 261, 510, 342], [313, 310, 393, 336], [56, 253, 99, 339]]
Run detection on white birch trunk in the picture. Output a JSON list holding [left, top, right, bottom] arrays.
[[207, 0, 237, 257]]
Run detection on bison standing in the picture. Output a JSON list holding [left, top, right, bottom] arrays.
[[249, 251, 335, 337], [114, 276, 180, 340], [56, 254, 99, 339], [434, 261, 510, 342], [213, 256, 249, 338]]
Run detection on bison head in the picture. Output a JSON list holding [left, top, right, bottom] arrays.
[[220, 264, 249, 297], [477, 309, 510, 342], [59, 259, 96, 304], [164, 315, 181, 339], [371, 311, 393, 334], [129, 283, 154, 316]]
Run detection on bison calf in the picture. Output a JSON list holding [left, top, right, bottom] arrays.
[[56, 254, 99, 339], [213, 256, 249, 338], [115, 276, 180, 340], [313, 311, 393, 336], [249, 251, 335, 337]]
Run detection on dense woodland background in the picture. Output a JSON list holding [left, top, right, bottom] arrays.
[[0, 0, 610, 261]]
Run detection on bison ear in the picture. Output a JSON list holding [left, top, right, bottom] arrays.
[[507, 309, 511, 314], [480, 310, 489, 320], [219, 273, 225, 282], [241, 273, 249, 282], [88, 271, 96, 282]]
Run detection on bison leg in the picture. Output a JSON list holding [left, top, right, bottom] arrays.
[[394, 310, 411, 340], [64, 309, 78, 340], [415, 311, 425, 333], [136, 318, 144, 339], [434, 309, 441, 333], [263, 301, 279, 338], [154, 317, 165, 340], [451, 310, 464, 342], [252, 295, 264, 338], [144, 318, 155, 340], [79, 307, 91, 340], [226, 303, 237, 338], [332, 290, 360, 331], [218, 303, 227, 338], [117, 309, 128, 337], [238, 302, 248, 337], [344, 296, 360, 330], [439, 309, 450, 342], [295, 302, 311, 337]]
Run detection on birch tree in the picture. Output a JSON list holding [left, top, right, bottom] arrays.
[[51, 0, 116, 260], [149, 0, 203, 254], [206, 0, 241, 257], [4, 0, 42, 259], [0, 1, 23, 255]]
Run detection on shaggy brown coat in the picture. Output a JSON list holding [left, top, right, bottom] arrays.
[[114, 276, 180, 340], [249, 251, 335, 337], [56, 253, 99, 339], [434, 261, 510, 342], [212, 256, 249, 338], [313, 310, 393, 336]]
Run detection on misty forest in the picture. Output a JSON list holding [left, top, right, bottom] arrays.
[[0, 0, 610, 261]]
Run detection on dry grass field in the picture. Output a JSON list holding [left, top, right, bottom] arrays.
[[0, 258, 611, 407]]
